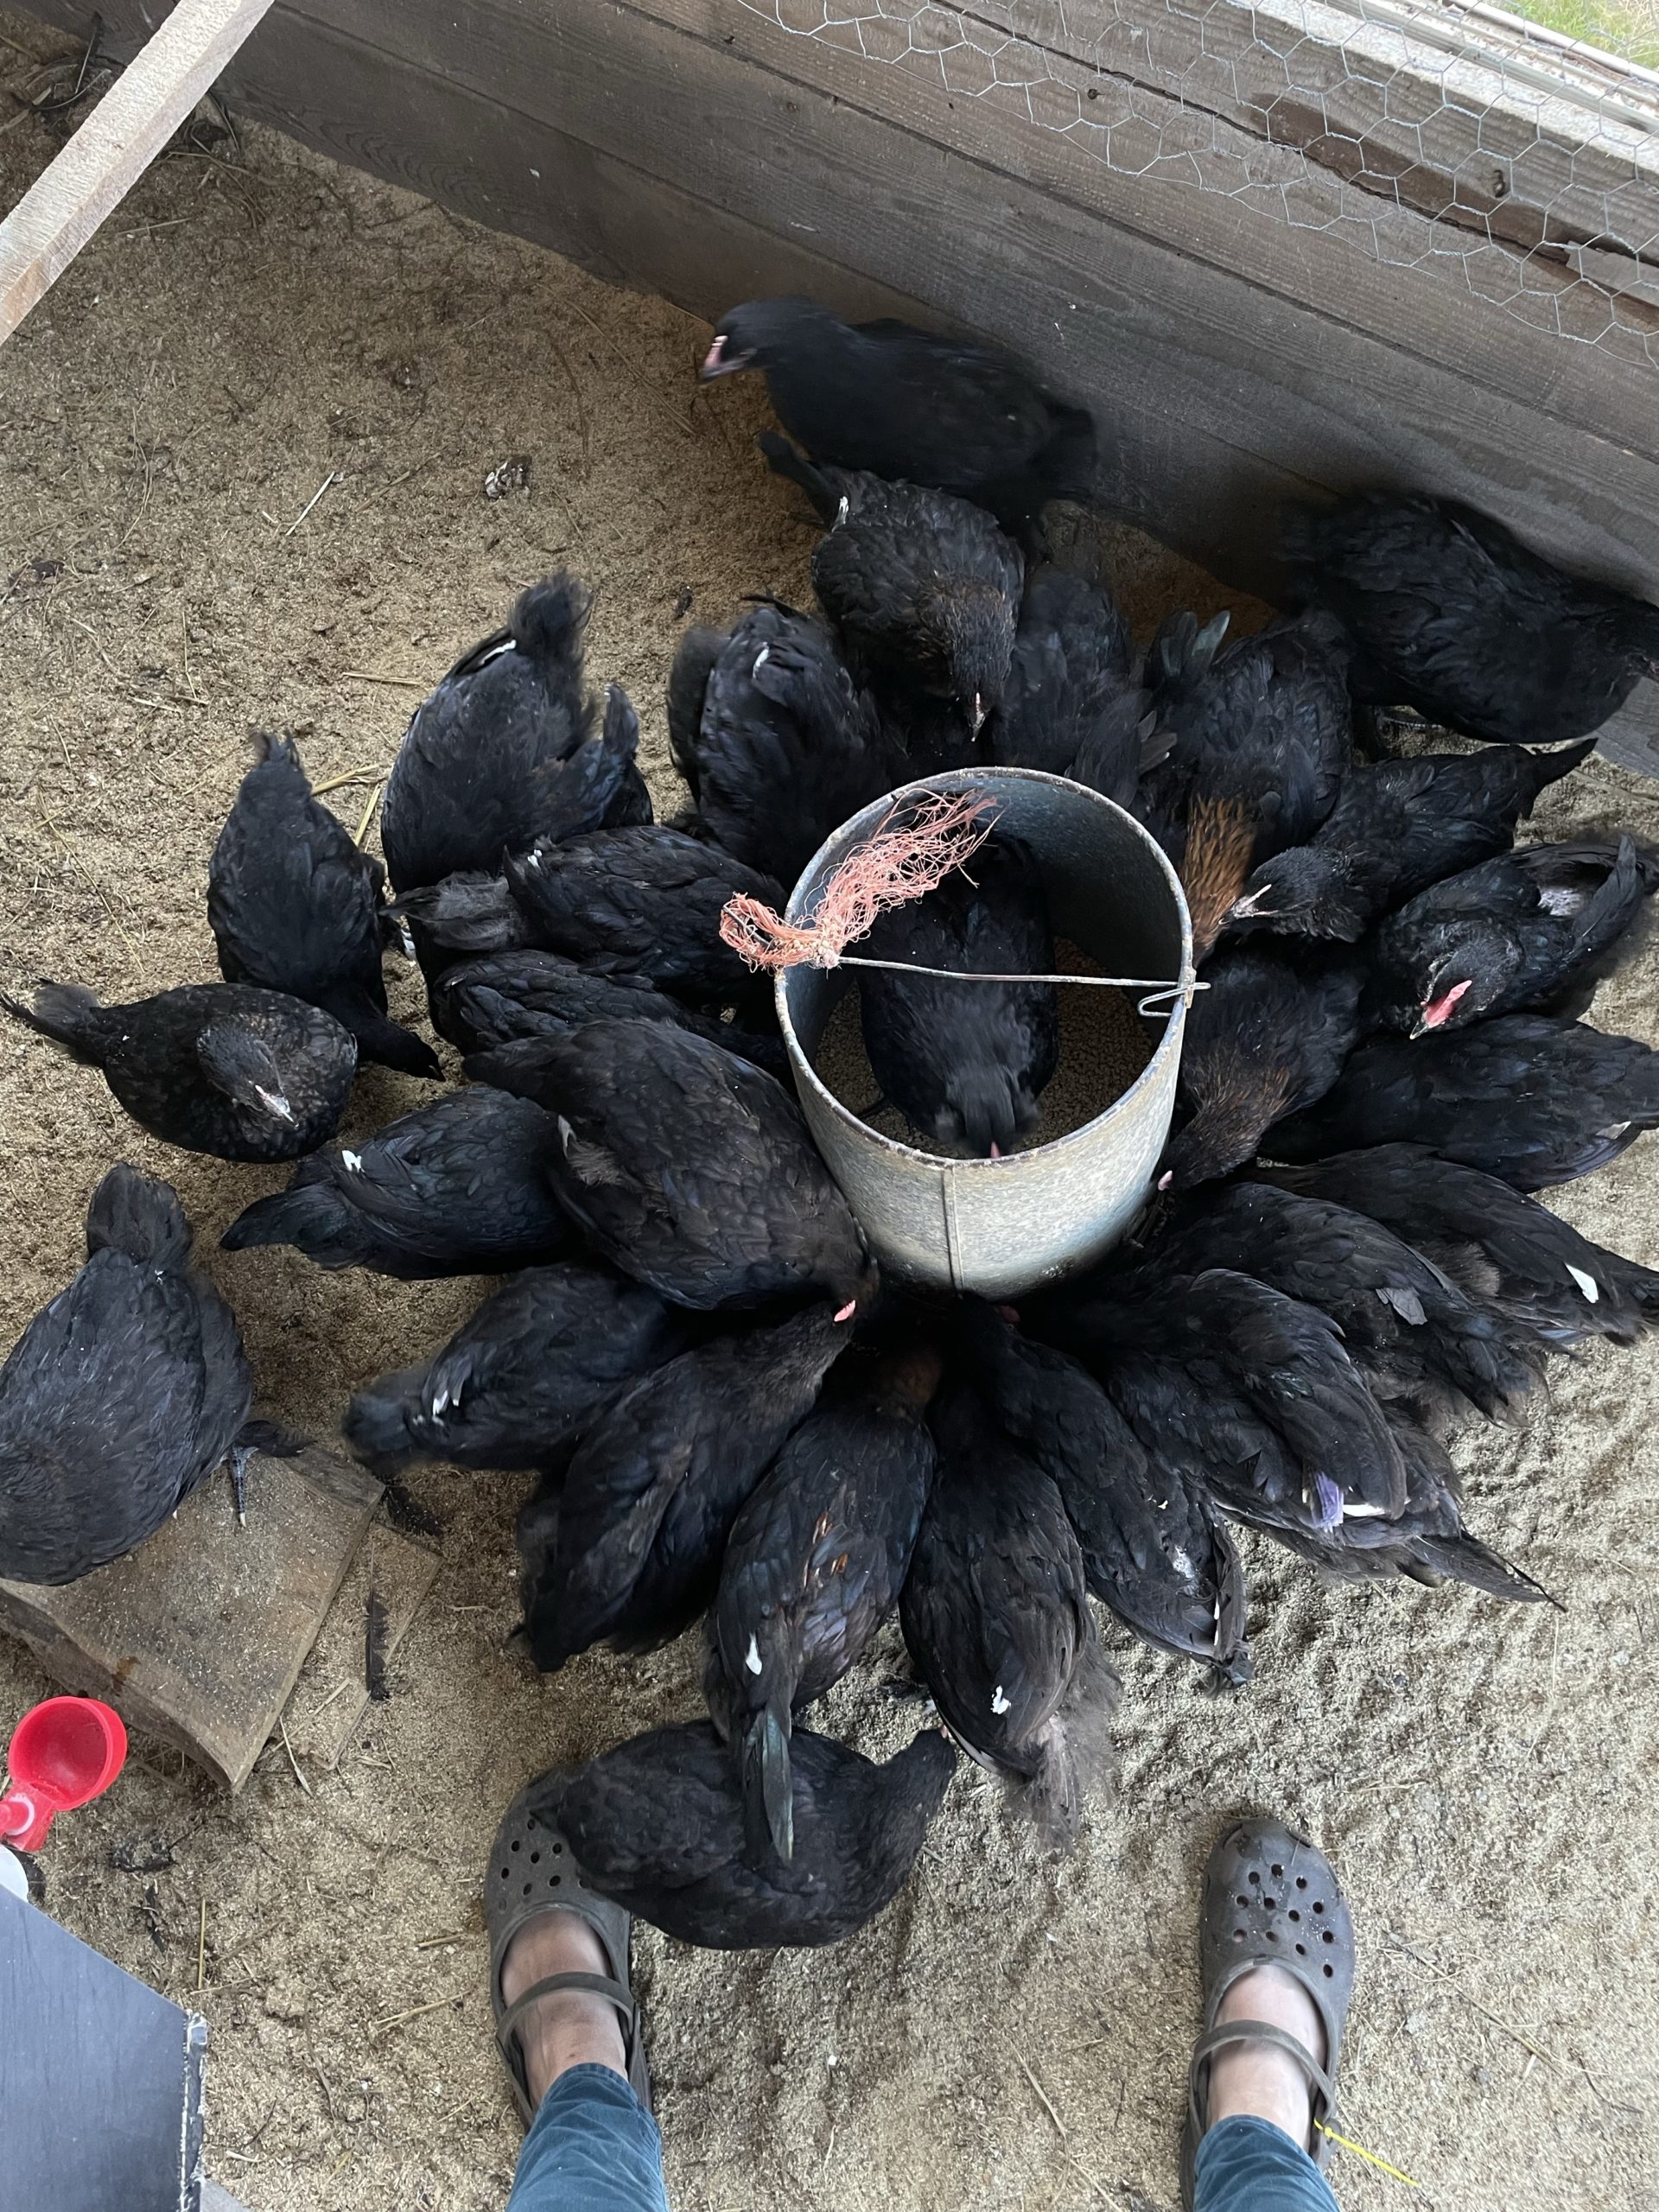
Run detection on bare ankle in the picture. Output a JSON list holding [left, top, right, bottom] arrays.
[[1205, 1964, 1326, 2151], [502, 1910, 627, 2104]]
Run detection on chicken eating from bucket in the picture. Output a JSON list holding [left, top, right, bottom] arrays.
[[720, 786, 1157, 1158]]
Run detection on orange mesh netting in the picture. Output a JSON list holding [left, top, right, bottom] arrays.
[[720, 788, 997, 971]]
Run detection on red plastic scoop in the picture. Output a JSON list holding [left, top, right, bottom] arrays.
[[0, 1697, 128, 1850]]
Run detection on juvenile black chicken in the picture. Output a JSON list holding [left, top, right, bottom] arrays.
[[1058, 1268, 1408, 1529], [343, 1263, 684, 1475], [706, 1345, 939, 1863], [208, 732, 440, 1079], [994, 567, 1154, 807], [1368, 836, 1657, 1034], [1158, 942, 1364, 1190], [427, 950, 787, 1077], [674, 601, 904, 884], [702, 296, 1096, 531], [521, 1302, 851, 1668], [958, 1302, 1249, 1681], [220, 1087, 570, 1275], [534, 1720, 957, 1946], [858, 834, 1059, 1158], [1256, 1144, 1659, 1348], [498, 824, 783, 1009], [1228, 741, 1596, 944], [1262, 1408, 1556, 1605], [467, 1020, 873, 1313], [1146, 1180, 1542, 1427], [1140, 609, 1352, 957], [1268, 1014, 1659, 1189], [380, 575, 648, 893], [1282, 492, 1659, 746], [900, 1382, 1119, 1847], [0, 1166, 259, 1582], [3, 981, 357, 1161], [761, 434, 1024, 739]]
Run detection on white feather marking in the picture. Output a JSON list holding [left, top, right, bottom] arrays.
[[341, 1150, 363, 1172], [752, 645, 770, 676], [744, 1634, 763, 1676], [1342, 1500, 1389, 1519], [557, 1116, 575, 1153], [1567, 1263, 1600, 1304], [990, 1685, 1011, 1715], [430, 1385, 452, 1417], [1538, 886, 1583, 918], [835, 495, 849, 526]]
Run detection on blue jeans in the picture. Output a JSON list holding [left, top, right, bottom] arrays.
[[506, 2065, 670, 2212], [503, 2077, 1336, 2212], [1195, 2115, 1340, 2211]]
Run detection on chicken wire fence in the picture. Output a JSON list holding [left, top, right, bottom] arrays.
[[741, 0, 1659, 366]]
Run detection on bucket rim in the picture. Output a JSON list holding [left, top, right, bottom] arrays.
[[772, 765, 1193, 1174]]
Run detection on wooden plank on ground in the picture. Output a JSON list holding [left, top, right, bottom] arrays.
[[0, 0, 276, 343], [281, 1513, 440, 1770], [0, 1446, 383, 1791]]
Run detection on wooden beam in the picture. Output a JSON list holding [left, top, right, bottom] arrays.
[[0, 0, 276, 343]]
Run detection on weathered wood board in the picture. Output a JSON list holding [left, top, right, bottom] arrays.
[[0, 1446, 384, 1791], [12, 0, 1659, 770], [280, 1515, 440, 1771]]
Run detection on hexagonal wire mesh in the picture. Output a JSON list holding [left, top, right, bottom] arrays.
[[741, 0, 1659, 364]]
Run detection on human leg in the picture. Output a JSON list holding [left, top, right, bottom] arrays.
[[1181, 1819, 1357, 2212], [486, 1791, 668, 2212]]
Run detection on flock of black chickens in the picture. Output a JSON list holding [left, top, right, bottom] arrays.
[[5, 296, 1659, 1954]]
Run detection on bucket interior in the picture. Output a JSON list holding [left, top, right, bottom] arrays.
[[780, 770, 1187, 1164]]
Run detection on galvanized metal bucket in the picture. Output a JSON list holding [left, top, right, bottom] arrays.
[[775, 768, 1192, 1300]]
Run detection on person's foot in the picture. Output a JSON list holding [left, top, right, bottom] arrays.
[[1206, 1961, 1328, 2150], [499, 1907, 627, 2104]]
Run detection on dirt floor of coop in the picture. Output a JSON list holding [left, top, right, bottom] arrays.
[[0, 17, 1655, 2209]]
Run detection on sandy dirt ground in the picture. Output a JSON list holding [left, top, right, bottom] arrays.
[[0, 21, 1655, 2209]]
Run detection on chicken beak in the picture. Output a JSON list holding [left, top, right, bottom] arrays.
[[971, 692, 988, 735], [1411, 980, 1471, 1038], [1156, 1168, 1173, 1192], [1228, 889, 1268, 921], [698, 336, 748, 380], [834, 1299, 858, 1323]]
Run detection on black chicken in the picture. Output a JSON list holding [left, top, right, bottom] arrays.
[[1061, 1268, 1408, 1529], [426, 950, 786, 1077], [1158, 943, 1364, 1190], [1145, 1180, 1542, 1427], [343, 1263, 684, 1475], [1262, 1408, 1556, 1605], [1268, 1014, 1659, 1189], [674, 601, 903, 884], [534, 1720, 957, 1947], [1228, 741, 1595, 944], [220, 1087, 570, 1275], [468, 1020, 873, 1313], [702, 296, 1096, 531], [857, 833, 1059, 1157], [0, 1166, 262, 1582], [900, 1383, 1119, 1847], [706, 1345, 939, 1862], [380, 575, 648, 893], [1368, 836, 1657, 1034], [761, 435, 1024, 739], [1140, 609, 1351, 957], [521, 1302, 851, 1668], [994, 567, 1154, 808], [959, 1303, 1249, 1681], [3, 981, 357, 1161], [496, 824, 783, 1010], [1255, 1145, 1659, 1350], [208, 732, 440, 1079], [1283, 493, 1659, 747]]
